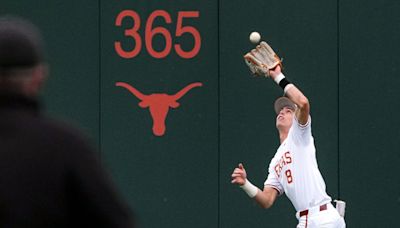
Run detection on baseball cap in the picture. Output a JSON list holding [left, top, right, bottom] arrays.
[[0, 16, 44, 70], [274, 96, 296, 114]]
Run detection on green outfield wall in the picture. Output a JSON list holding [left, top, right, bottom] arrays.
[[2, 0, 399, 227]]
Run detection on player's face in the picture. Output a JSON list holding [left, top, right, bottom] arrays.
[[276, 107, 294, 130]]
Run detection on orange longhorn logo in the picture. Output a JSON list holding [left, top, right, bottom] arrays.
[[116, 82, 203, 136]]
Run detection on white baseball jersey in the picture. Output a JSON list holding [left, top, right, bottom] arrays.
[[264, 115, 332, 212]]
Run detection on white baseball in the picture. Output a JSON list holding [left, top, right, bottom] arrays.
[[249, 32, 261, 44]]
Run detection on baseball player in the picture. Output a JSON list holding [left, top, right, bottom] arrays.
[[231, 42, 346, 228]]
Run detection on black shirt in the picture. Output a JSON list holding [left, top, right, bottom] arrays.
[[0, 93, 135, 227]]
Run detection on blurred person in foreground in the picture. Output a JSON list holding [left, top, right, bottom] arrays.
[[0, 15, 136, 228]]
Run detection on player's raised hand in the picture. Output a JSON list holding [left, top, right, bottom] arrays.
[[269, 65, 282, 80], [231, 163, 247, 186]]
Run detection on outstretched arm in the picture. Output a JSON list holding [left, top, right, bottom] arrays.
[[269, 66, 310, 125], [231, 163, 278, 208]]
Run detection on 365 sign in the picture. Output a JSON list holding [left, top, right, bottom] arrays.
[[115, 10, 201, 59]]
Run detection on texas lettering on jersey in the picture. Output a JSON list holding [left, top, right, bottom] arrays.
[[274, 151, 293, 183]]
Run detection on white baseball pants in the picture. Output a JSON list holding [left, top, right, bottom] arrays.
[[296, 203, 346, 228]]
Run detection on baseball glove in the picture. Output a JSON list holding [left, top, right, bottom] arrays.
[[244, 41, 282, 77]]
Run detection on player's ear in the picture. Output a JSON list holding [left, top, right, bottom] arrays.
[[295, 108, 301, 116], [28, 63, 48, 95]]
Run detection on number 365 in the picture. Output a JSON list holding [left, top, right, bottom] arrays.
[[115, 10, 201, 59]]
